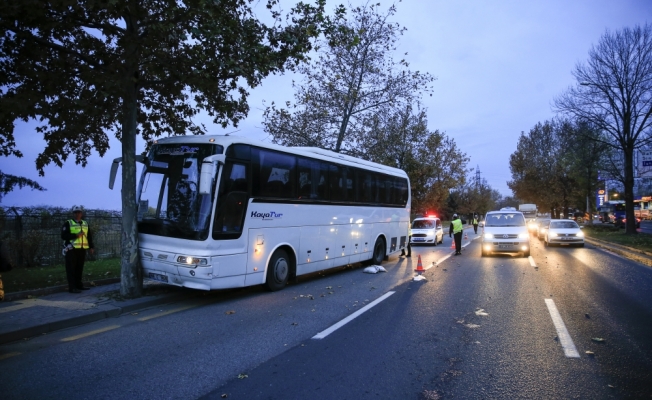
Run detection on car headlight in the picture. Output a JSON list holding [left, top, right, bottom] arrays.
[[484, 233, 493, 239], [576, 231, 584, 238], [518, 233, 530, 239], [549, 232, 558, 238], [177, 255, 208, 265]]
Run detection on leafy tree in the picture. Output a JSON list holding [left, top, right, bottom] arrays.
[[263, 1, 434, 155], [0, 171, 46, 203], [509, 120, 586, 218], [508, 121, 561, 216], [561, 120, 609, 218], [554, 24, 652, 233], [0, 0, 328, 297]]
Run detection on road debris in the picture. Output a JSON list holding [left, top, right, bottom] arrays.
[[591, 337, 605, 343], [475, 308, 489, 316], [363, 265, 386, 274]]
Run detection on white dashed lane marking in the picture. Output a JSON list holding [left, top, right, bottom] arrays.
[[545, 299, 580, 358], [312, 291, 395, 339]]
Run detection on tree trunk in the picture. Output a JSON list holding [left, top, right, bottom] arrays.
[[119, 79, 143, 298], [119, 14, 143, 298], [624, 145, 638, 234]]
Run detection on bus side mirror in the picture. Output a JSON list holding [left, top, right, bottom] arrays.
[[109, 155, 145, 189], [199, 154, 225, 195]]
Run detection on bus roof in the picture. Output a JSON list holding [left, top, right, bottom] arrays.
[[152, 135, 408, 178]]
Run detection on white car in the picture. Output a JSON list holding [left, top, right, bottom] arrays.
[[544, 220, 584, 247], [481, 210, 530, 257], [410, 217, 444, 246]]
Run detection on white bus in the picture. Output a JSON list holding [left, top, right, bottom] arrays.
[[110, 135, 411, 291]]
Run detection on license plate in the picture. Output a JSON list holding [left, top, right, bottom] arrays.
[[413, 238, 425, 242], [498, 244, 512, 249], [148, 273, 168, 283], [561, 237, 573, 240]]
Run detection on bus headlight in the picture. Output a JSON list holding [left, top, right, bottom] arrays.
[[177, 256, 208, 266]]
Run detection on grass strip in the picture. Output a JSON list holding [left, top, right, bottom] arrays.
[[0, 258, 121, 293], [583, 225, 652, 253]]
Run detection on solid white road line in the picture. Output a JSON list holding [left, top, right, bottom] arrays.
[[312, 291, 396, 339], [544, 299, 580, 358], [529, 256, 536, 267]]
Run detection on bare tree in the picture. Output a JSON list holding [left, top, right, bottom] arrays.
[[263, 1, 434, 156], [554, 24, 652, 233]]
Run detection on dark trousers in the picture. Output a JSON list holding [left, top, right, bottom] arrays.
[[473, 224, 478, 234], [454, 232, 462, 254], [65, 248, 86, 288], [402, 236, 412, 256]]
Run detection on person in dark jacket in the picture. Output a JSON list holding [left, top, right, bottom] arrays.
[[61, 206, 95, 293], [449, 214, 463, 255]]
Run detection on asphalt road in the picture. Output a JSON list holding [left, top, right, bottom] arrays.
[[2, 233, 652, 399]]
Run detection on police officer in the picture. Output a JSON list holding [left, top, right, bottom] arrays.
[[449, 214, 463, 255], [61, 206, 95, 293], [473, 214, 479, 234]]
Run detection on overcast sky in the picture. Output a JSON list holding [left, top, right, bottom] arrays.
[[2, 0, 651, 211]]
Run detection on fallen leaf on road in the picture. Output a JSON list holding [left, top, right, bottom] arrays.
[[291, 322, 298, 326], [475, 309, 489, 316], [237, 374, 248, 379], [464, 323, 481, 329], [225, 310, 235, 315], [585, 351, 595, 356], [591, 337, 605, 343], [221, 394, 228, 398]]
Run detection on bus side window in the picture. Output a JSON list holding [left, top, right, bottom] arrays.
[[253, 149, 296, 198]]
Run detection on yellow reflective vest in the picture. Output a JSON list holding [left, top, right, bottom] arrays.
[[68, 219, 90, 249], [452, 218, 463, 234]]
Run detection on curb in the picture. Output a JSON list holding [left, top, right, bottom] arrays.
[[0, 289, 191, 345], [3, 278, 121, 302], [585, 237, 652, 267]]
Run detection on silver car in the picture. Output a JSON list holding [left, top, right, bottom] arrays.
[[544, 220, 585, 247]]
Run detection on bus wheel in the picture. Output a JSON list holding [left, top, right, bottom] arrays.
[[370, 237, 386, 265], [265, 249, 290, 292]]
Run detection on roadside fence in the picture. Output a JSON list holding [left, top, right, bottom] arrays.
[[0, 208, 122, 268]]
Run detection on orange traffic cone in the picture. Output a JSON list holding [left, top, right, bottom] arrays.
[[414, 254, 425, 274], [450, 241, 455, 249], [464, 233, 468, 240]]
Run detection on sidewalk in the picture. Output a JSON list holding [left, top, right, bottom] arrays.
[[1, 236, 651, 346], [0, 281, 193, 345]]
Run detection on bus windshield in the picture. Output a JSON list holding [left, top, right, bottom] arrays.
[[137, 143, 223, 240]]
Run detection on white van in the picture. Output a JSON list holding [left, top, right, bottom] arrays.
[[481, 210, 530, 257], [411, 217, 444, 246]]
